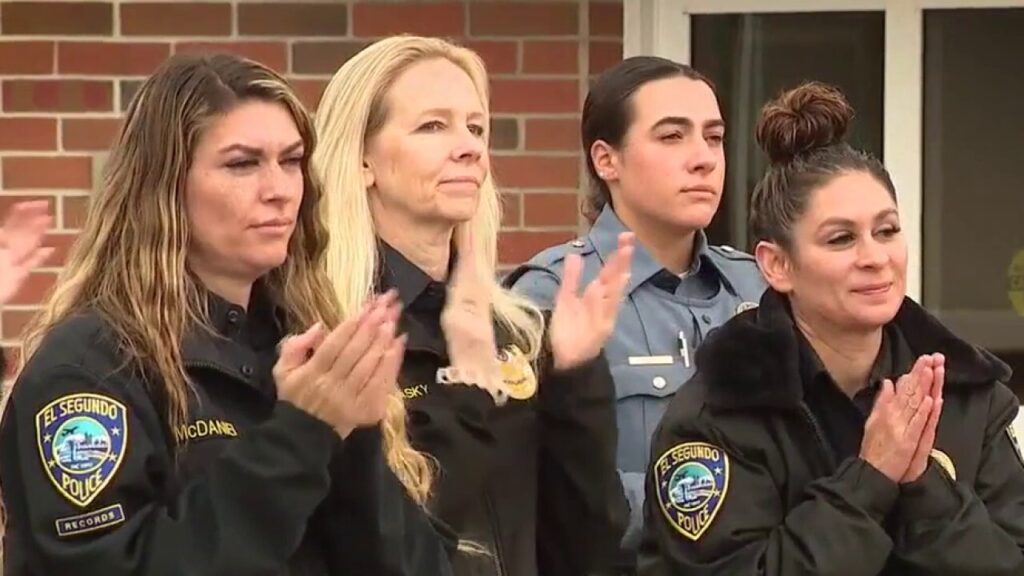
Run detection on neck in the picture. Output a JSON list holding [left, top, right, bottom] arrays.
[[612, 203, 696, 274], [193, 268, 254, 310], [375, 212, 454, 281], [792, 302, 883, 397]]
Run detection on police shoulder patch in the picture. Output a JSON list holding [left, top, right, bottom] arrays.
[[36, 392, 128, 508], [654, 441, 730, 542]]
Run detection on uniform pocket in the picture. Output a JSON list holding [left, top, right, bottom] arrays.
[[611, 363, 689, 473]]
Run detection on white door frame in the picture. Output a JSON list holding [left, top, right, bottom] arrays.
[[625, 0, 1024, 303]]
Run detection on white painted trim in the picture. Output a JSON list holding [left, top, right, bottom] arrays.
[[676, 0, 884, 13], [624, 0, 690, 63], [920, 0, 1024, 7], [884, 2, 924, 302]]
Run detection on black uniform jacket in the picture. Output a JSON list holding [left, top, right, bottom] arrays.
[[639, 289, 1024, 575], [0, 290, 453, 576], [380, 244, 628, 576]]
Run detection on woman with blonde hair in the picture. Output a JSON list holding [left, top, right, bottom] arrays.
[[313, 35, 632, 576], [0, 53, 452, 576]]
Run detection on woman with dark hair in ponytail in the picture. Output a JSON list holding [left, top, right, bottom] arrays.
[[639, 81, 1024, 575]]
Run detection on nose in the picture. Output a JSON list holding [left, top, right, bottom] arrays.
[[258, 161, 294, 202], [452, 126, 485, 163], [856, 236, 889, 268], [686, 138, 718, 175]]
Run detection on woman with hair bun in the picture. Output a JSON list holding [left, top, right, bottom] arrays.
[[639, 81, 1024, 575]]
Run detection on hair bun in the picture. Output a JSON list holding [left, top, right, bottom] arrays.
[[755, 81, 854, 165]]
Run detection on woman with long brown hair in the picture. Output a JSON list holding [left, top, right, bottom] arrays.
[[0, 53, 452, 576]]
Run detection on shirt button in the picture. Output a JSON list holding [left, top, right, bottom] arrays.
[[241, 365, 254, 377], [652, 376, 667, 390], [701, 314, 712, 324], [227, 310, 241, 324]]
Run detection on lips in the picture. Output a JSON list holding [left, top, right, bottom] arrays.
[[252, 219, 292, 229], [441, 177, 482, 186], [853, 282, 892, 295], [681, 186, 717, 195]]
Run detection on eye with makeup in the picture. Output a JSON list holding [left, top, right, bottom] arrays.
[[225, 156, 260, 170], [825, 224, 902, 247], [418, 120, 446, 133], [281, 152, 305, 169], [417, 119, 486, 138]]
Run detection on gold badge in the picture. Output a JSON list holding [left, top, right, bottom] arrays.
[[735, 301, 758, 314], [1007, 424, 1024, 468], [497, 345, 537, 401], [929, 449, 956, 481]]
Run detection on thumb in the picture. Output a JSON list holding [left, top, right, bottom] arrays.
[[276, 322, 325, 373], [876, 378, 896, 406]]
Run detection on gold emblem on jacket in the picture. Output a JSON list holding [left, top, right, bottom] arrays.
[[929, 449, 956, 481], [498, 345, 537, 401]]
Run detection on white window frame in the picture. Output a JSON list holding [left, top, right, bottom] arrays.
[[624, 0, 1024, 304]]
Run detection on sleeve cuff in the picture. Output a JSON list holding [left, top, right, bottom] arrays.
[[898, 462, 961, 521], [539, 354, 609, 410], [834, 457, 900, 522], [271, 400, 339, 468]]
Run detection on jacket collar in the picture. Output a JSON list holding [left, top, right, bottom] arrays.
[[701, 289, 1012, 411], [181, 284, 283, 375]]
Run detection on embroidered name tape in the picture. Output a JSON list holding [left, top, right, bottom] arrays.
[[655, 441, 730, 541], [55, 503, 125, 537], [36, 393, 128, 508]]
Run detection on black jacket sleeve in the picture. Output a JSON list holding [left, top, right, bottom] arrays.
[[0, 362, 338, 576], [640, 419, 899, 575], [405, 375, 497, 531], [889, 383, 1024, 575], [536, 352, 629, 575], [317, 426, 455, 576]]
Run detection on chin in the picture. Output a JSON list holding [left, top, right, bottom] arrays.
[[849, 300, 903, 330], [665, 209, 715, 231], [251, 252, 289, 275], [439, 203, 479, 224]]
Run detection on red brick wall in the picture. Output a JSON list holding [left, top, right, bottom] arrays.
[[0, 0, 625, 374]]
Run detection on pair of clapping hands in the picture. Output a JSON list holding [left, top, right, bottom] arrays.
[[860, 353, 947, 483], [275, 228, 636, 427]]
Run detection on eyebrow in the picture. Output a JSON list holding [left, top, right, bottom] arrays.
[[217, 140, 304, 156], [418, 107, 486, 120], [649, 116, 725, 132], [817, 208, 900, 230]]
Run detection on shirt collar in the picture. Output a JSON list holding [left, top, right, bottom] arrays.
[[798, 323, 915, 400], [587, 204, 725, 295], [377, 241, 451, 310]]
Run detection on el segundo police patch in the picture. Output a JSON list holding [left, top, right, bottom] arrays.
[[655, 441, 730, 541], [36, 393, 128, 508]]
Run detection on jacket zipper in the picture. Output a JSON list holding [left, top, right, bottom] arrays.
[[799, 403, 837, 472], [483, 490, 507, 576]]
